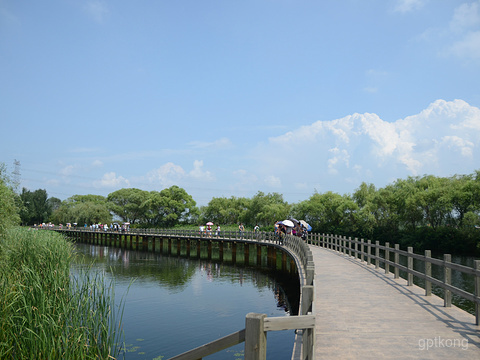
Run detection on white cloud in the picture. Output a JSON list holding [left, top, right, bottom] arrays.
[[189, 160, 215, 181], [394, 0, 426, 13], [446, 1, 480, 60], [450, 1, 480, 33], [449, 30, 480, 59], [147, 162, 186, 186], [363, 87, 378, 93], [231, 169, 258, 192], [84, 1, 109, 23], [255, 99, 480, 193], [327, 148, 350, 175], [188, 137, 232, 150], [60, 165, 75, 176], [92, 160, 103, 167], [264, 175, 281, 188], [442, 135, 474, 157], [95, 172, 130, 188], [145, 161, 215, 189], [364, 69, 389, 94]]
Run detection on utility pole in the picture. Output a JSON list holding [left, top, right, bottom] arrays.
[[13, 159, 21, 193]]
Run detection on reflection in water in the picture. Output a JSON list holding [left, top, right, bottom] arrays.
[[72, 243, 300, 360]]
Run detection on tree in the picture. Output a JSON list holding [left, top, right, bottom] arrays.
[[47, 197, 62, 213], [200, 196, 250, 226], [392, 177, 424, 231], [244, 192, 290, 227], [107, 188, 149, 224], [144, 186, 198, 227], [352, 182, 378, 238], [50, 195, 112, 225], [410, 175, 452, 229], [449, 174, 480, 227], [0, 163, 20, 234], [291, 191, 357, 234], [19, 188, 51, 225]]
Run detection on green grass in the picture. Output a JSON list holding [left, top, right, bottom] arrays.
[[0, 227, 125, 359]]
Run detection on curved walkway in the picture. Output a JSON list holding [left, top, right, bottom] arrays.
[[311, 245, 480, 359]]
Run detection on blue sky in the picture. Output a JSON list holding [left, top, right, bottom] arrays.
[[1, 0, 480, 206]]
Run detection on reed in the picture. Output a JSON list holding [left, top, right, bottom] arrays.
[[0, 228, 125, 359]]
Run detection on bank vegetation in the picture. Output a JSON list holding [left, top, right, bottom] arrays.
[[0, 164, 125, 359]]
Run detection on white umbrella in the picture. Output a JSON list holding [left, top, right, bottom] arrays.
[[282, 220, 295, 228], [300, 220, 309, 228]]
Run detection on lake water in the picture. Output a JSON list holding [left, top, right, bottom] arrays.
[[72, 243, 300, 360]]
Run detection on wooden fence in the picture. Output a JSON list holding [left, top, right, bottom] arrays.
[[305, 233, 480, 325]]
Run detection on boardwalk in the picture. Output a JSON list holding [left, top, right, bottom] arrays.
[[311, 245, 480, 359]]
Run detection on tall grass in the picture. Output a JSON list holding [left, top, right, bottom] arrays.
[[0, 228, 125, 359]]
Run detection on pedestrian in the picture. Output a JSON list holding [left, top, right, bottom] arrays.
[[239, 223, 244, 238]]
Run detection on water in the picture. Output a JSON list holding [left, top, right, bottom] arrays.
[[72, 243, 299, 360]]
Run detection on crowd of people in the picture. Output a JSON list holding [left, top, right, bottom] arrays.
[[196, 219, 311, 242], [274, 219, 310, 241], [199, 223, 221, 237]]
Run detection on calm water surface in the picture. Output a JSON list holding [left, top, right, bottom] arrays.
[[72, 243, 299, 360]]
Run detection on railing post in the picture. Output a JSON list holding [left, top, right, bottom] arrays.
[[407, 247, 413, 286], [385, 242, 390, 275], [375, 241, 379, 269], [354, 238, 358, 260], [245, 313, 267, 360], [394, 244, 399, 279], [301, 286, 314, 315], [425, 250, 432, 296], [360, 239, 364, 262], [444, 254, 452, 307], [474, 260, 480, 325], [348, 236, 352, 257], [367, 240, 371, 265], [306, 264, 315, 287]]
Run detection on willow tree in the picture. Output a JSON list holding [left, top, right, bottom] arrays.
[[50, 194, 112, 225]]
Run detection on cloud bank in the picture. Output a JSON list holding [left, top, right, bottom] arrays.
[[254, 99, 480, 195]]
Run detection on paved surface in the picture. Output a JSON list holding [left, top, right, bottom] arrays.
[[311, 246, 480, 359]]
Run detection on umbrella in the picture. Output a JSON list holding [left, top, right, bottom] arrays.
[[300, 220, 312, 232], [282, 220, 295, 228], [206, 222, 214, 225]]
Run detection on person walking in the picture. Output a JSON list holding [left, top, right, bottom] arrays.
[[239, 223, 244, 238], [254, 224, 260, 239]]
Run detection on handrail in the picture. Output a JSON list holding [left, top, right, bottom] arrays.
[[48, 227, 316, 360], [168, 314, 315, 360], [306, 233, 480, 325]]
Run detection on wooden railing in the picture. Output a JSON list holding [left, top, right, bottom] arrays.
[[306, 233, 480, 325], [49, 227, 316, 360]]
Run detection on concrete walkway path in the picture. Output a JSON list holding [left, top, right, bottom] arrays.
[[310, 246, 480, 359]]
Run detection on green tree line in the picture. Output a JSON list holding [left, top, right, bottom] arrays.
[[3, 163, 480, 255]]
